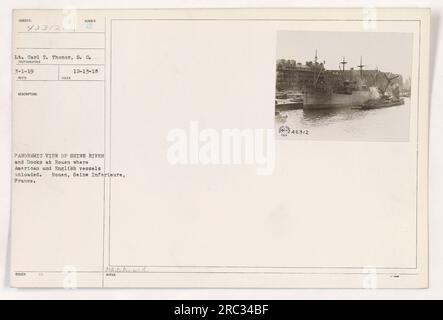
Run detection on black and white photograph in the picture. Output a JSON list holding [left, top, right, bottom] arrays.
[[275, 31, 413, 141]]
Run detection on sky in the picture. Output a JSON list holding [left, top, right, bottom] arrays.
[[276, 31, 413, 79]]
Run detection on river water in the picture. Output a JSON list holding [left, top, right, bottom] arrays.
[[275, 98, 411, 142]]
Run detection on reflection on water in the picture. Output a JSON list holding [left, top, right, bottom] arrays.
[[276, 98, 411, 141], [302, 107, 370, 125]]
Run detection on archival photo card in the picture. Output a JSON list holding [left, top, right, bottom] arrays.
[[10, 8, 429, 288]]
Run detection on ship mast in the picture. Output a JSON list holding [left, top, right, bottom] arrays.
[[339, 56, 348, 83], [357, 56, 365, 78], [313, 49, 318, 88], [340, 56, 347, 72], [312, 49, 324, 88]]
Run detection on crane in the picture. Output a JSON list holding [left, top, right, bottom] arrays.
[[379, 72, 400, 96]]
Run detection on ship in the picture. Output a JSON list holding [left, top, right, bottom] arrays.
[[358, 74, 405, 109], [303, 86, 372, 108], [276, 52, 404, 109], [275, 93, 303, 111], [359, 96, 404, 109], [303, 55, 375, 109]]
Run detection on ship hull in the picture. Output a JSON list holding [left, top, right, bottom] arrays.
[[359, 98, 405, 109], [303, 90, 372, 109], [275, 102, 303, 111]]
